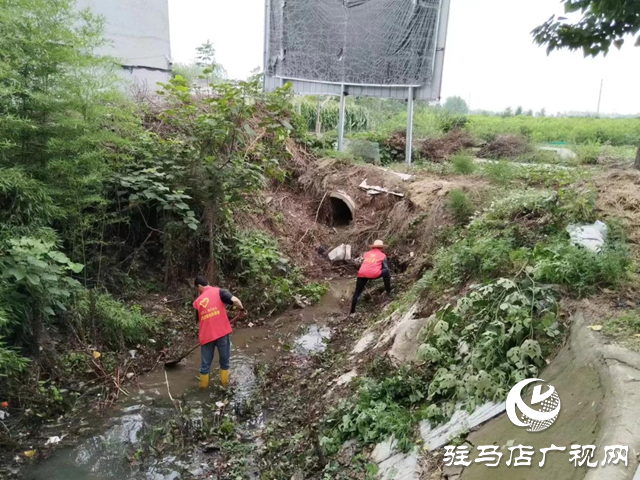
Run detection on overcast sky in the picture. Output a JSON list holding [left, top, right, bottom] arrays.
[[169, 0, 640, 115]]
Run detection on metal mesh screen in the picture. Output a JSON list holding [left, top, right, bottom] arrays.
[[267, 0, 442, 87]]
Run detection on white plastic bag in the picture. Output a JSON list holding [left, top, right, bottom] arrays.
[[567, 221, 608, 253]]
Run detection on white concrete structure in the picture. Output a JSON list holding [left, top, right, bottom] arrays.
[[76, 0, 172, 90]]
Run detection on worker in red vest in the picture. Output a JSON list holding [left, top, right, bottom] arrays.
[[193, 276, 245, 389], [350, 240, 392, 314]]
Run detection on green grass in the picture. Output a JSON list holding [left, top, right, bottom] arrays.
[[450, 153, 477, 174], [468, 115, 640, 146], [76, 292, 160, 349], [482, 160, 514, 185], [603, 310, 640, 351], [574, 143, 601, 165], [448, 189, 475, 224]]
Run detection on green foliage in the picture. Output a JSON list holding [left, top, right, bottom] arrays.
[[194, 40, 227, 81], [430, 232, 515, 289], [603, 310, 640, 350], [0, 237, 83, 344], [468, 115, 640, 146], [115, 163, 199, 232], [448, 189, 475, 224], [516, 149, 569, 165], [322, 367, 430, 453], [418, 278, 561, 416], [0, 0, 115, 168], [443, 96, 469, 115], [0, 169, 59, 228], [532, 239, 632, 296], [482, 161, 515, 185], [423, 188, 629, 296], [0, 340, 30, 378], [557, 187, 597, 223], [574, 142, 601, 165], [450, 153, 477, 175], [233, 230, 327, 312], [436, 110, 469, 133], [533, 0, 640, 56], [73, 291, 159, 349], [298, 99, 370, 133]]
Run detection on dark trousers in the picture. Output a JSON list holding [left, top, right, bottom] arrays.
[[200, 334, 231, 374], [350, 270, 391, 314]]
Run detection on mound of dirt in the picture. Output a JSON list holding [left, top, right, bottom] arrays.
[[596, 169, 640, 259], [477, 134, 530, 159], [418, 130, 476, 162]]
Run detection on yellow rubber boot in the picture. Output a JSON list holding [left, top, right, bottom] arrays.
[[199, 373, 209, 389], [220, 369, 230, 388]]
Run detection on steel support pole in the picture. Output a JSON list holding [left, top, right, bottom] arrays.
[[406, 86, 414, 165], [263, 0, 270, 91], [338, 85, 346, 152]]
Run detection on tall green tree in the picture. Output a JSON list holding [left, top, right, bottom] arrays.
[[443, 96, 469, 115], [533, 0, 640, 168], [0, 0, 133, 357]]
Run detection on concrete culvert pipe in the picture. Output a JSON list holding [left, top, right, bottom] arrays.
[[329, 191, 356, 226]]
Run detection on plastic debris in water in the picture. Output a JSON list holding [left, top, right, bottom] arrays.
[[45, 436, 62, 446]]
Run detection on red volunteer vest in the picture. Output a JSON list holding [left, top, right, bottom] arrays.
[[193, 287, 232, 345], [358, 249, 386, 279]]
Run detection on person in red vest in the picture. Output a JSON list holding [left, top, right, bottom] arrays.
[[350, 240, 392, 314], [193, 276, 245, 389]]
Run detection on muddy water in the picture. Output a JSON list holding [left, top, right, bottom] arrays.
[[24, 278, 353, 480]]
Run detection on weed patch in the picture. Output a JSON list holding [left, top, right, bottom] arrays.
[[73, 291, 160, 349], [448, 189, 475, 224], [417, 278, 562, 419], [575, 143, 601, 165], [321, 367, 430, 453], [482, 161, 515, 185], [603, 310, 640, 350], [451, 153, 477, 175], [532, 240, 632, 296]]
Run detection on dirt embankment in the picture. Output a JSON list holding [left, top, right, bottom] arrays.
[[240, 149, 488, 280], [596, 169, 640, 261]]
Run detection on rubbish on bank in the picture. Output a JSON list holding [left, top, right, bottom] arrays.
[[567, 220, 608, 253]]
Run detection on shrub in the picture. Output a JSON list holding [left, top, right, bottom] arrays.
[[482, 161, 515, 185], [532, 239, 632, 296], [417, 278, 561, 419], [74, 292, 160, 349], [450, 153, 477, 175], [0, 340, 30, 378], [234, 230, 326, 312], [516, 150, 566, 165], [430, 232, 515, 288], [448, 189, 475, 223], [435, 110, 469, 133], [0, 237, 84, 346], [574, 143, 601, 165], [322, 367, 429, 453]]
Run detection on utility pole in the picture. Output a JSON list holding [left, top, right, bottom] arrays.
[[596, 79, 604, 116]]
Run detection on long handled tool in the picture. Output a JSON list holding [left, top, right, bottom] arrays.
[[164, 343, 199, 367], [163, 311, 246, 367]]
